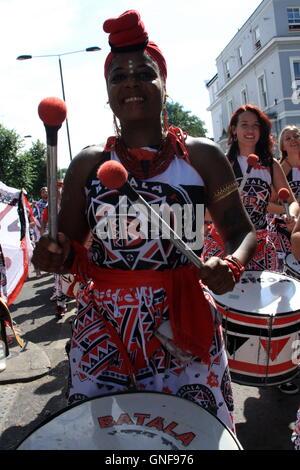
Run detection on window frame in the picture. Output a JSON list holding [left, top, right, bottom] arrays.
[[253, 26, 261, 51], [241, 88, 248, 105], [287, 7, 300, 31], [257, 73, 268, 108]]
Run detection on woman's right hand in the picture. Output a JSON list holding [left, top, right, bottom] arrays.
[[31, 232, 72, 274]]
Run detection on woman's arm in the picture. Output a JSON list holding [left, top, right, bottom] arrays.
[[272, 159, 299, 219], [291, 215, 300, 261], [31, 145, 105, 274], [187, 137, 257, 294]]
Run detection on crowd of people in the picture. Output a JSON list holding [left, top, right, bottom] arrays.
[[28, 184, 71, 317], [3, 9, 300, 450]]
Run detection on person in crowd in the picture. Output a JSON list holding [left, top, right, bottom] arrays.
[[40, 182, 68, 318], [32, 187, 48, 277], [204, 105, 299, 272], [32, 10, 257, 432], [289, 219, 300, 449], [203, 105, 299, 394], [267, 125, 300, 262]]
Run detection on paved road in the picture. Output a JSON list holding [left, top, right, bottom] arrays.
[[0, 267, 299, 450]]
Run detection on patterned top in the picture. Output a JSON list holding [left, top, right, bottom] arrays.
[[233, 156, 272, 230], [85, 151, 206, 271], [287, 167, 300, 202]]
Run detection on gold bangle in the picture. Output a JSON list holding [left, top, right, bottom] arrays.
[[211, 181, 238, 204]]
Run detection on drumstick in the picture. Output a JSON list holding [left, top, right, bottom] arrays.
[[239, 154, 259, 193], [38, 97, 67, 240], [278, 187, 291, 220], [97, 160, 204, 270]]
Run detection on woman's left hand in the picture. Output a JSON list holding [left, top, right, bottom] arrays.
[[199, 256, 236, 295]]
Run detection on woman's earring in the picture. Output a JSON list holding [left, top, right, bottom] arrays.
[[113, 114, 121, 138], [233, 134, 238, 142], [162, 94, 169, 132]]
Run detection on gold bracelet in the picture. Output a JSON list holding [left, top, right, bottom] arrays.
[[211, 181, 238, 204]]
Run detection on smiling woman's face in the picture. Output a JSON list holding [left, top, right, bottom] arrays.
[[106, 50, 165, 124], [232, 111, 261, 148]]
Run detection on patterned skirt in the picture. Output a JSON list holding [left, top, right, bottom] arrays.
[[67, 282, 235, 432]]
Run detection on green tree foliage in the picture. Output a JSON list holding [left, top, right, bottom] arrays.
[[0, 124, 47, 200], [0, 125, 21, 182], [28, 140, 47, 200], [166, 102, 207, 137]]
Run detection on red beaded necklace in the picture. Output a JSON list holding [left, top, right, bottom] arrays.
[[104, 127, 189, 179]]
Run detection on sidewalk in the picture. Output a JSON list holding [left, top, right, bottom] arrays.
[[0, 269, 75, 449]]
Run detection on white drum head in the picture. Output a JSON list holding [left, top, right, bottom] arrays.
[[17, 392, 242, 450], [212, 270, 300, 315]]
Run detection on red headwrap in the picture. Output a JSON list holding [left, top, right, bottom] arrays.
[[103, 10, 167, 84]]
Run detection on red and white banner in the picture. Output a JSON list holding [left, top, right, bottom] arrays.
[[0, 182, 33, 306]]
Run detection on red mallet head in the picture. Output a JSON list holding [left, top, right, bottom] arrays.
[[97, 160, 128, 189], [278, 188, 290, 202], [247, 154, 259, 169], [38, 97, 67, 126]]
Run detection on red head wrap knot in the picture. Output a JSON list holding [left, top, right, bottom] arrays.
[[103, 10, 167, 84]]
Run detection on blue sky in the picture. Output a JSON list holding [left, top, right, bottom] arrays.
[[0, 0, 262, 169]]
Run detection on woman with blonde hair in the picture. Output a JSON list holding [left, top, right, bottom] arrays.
[[267, 125, 300, 256]]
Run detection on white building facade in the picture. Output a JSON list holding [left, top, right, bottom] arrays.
[[206, 0, 300, 154]]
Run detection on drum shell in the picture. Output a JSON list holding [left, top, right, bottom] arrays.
[[210, 271, 300, 386], [16, 392, 242, 450]]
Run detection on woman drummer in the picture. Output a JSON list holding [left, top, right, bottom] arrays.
[[290, 220, 300, 449], [32, 10, 256, 432], [203, 104, 299, 272], [267, 125, 300, 261]]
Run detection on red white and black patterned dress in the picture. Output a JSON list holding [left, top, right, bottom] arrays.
[[268, 167, 300, 259], [67, 145, 235, 432], [203, 155, 278, 272]]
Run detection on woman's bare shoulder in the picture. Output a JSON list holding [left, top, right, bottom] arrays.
[[64, 144, 106, 184], [185, 136, 232, 178]]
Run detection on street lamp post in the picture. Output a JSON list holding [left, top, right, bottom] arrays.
[[17, 47, 101, 161]]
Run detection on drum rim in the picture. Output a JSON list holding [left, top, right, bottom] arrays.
[[285, 253, 300, 273], [214, 269, 300, 317], [15, 390, 242, 450]]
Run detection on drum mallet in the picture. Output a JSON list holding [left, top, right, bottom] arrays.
[[97, 160, 204, 270], [38, 97, 67, 240], [239, 154, 259, 193], [278, 187, 292, 221]]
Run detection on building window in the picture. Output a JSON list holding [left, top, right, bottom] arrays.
[[238, 46, 243, 67], [228, 99, 234, 119], [290, 58, 300, 104], [258, 75, 268, 108], [253, 26, 261, 51], [287, 7, 300, 31], [293, 60, 300, 82], [224, 61, 230, 80], [241, 88, 247, 105]]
